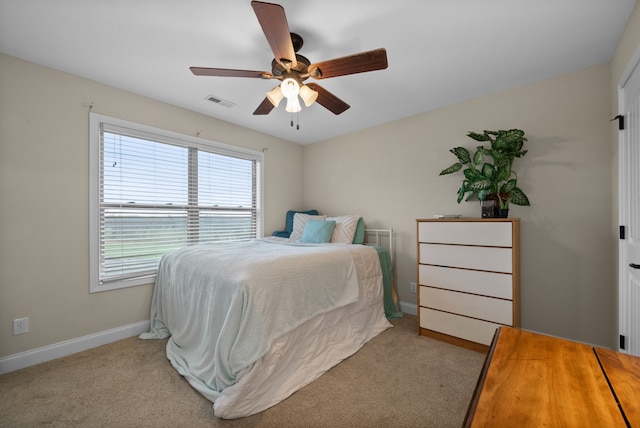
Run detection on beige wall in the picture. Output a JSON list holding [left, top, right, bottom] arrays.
[[0, 54, 304, 357], [304, 63, 614, 347]]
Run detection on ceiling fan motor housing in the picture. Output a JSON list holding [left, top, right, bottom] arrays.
[[271, 53, 311, 78]]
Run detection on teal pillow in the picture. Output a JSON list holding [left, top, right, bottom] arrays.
[[352, 217, 365, 244], [301, 220, 336, 243], [286, 210, 318, 233]]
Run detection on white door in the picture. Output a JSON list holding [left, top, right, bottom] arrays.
[[619, 56, 640, 356]]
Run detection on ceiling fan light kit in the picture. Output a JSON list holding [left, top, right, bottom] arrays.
[[285, 95, 301, 113], [299, 85, 318, 107], [190, 0, 388, 122], [280, 77, 299, 98], [265, 85, 284, 107]]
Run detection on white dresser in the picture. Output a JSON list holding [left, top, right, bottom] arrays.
[[416, 218, 520, 351]]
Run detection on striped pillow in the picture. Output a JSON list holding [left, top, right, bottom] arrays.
[[327, 215, 361, 244], [289, 213, 327, 241]]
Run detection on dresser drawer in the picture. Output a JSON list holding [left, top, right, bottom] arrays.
[[419, 243, 513, 273], [420, 286, 513, 325], [418, 221, 512, 246], [419, 307, 501, 346], [419, 264, 512, 299]]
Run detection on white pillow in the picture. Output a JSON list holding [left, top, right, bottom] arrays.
[[289, 213, 327, 241], [326, 215, 360, 244]]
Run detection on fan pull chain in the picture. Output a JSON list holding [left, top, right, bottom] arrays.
[[289, 112, 300, 130]]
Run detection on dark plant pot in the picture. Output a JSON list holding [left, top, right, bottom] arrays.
[[497, 208, 509, 218], [481, 199, 497, 218]]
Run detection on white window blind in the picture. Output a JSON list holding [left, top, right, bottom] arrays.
[[89, 113, 263, 292]]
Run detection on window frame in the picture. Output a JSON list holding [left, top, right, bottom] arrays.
[[89, 113, 264, 293]]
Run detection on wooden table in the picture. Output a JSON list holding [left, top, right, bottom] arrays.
[[464, 326, 640, 427]]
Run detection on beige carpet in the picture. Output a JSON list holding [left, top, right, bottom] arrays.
[[0, 315, 485, 427]]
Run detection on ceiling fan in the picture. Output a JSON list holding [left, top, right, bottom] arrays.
[[190, 1, 388, 116]]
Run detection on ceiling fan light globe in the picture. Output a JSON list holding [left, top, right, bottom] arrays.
[[280, 77, 300, 99], [285, 96, 302, 113], [299, 85, 318, 107], [266, 86, 284, 107]]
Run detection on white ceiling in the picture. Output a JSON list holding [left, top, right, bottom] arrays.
[[0, 1, 635, 144]]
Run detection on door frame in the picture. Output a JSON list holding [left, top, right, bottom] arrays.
[[617, 43, 640, 354]]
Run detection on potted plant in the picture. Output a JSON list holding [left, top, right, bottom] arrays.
[[439, 129, 530, 217]]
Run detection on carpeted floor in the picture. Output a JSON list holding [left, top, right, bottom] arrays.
[[0, 315, 485, 427]]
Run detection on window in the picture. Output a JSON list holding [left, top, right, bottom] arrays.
[[89, 113, 263, 292]]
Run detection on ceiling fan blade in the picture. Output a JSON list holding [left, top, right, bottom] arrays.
[[309, 48, 388, 79], [190, 67, 272, 78], [253, 97, 275, 115], [251, 1, 297, 67], [306, 83, 350, 115]]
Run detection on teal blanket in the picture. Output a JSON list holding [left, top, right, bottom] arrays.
[[373, 245, 404, 320]]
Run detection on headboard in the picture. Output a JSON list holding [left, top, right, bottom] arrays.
[[364, 228, 394, 267]]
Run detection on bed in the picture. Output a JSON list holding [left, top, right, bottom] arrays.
[[140, 213, 401, 419]]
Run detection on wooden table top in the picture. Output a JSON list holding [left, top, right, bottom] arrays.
[[595, 346, 640, 425], [466, 327, 639, 427]]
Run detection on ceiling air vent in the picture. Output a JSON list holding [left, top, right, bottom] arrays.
[[205, 95, 235, 108]]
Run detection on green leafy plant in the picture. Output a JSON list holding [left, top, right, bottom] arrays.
[[439, 129, 531, 209]]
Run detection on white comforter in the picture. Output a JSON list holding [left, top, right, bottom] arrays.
[[140, 239, 360, 397]]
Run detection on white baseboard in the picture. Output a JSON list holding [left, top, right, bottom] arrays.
[[399, 300, 417, 316], [1, 303, 417, 375], [0, 320, 150, 375]]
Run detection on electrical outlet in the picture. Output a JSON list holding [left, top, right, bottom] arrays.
[[13, 317, 29, 335], [410, 282, 417, 293]]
